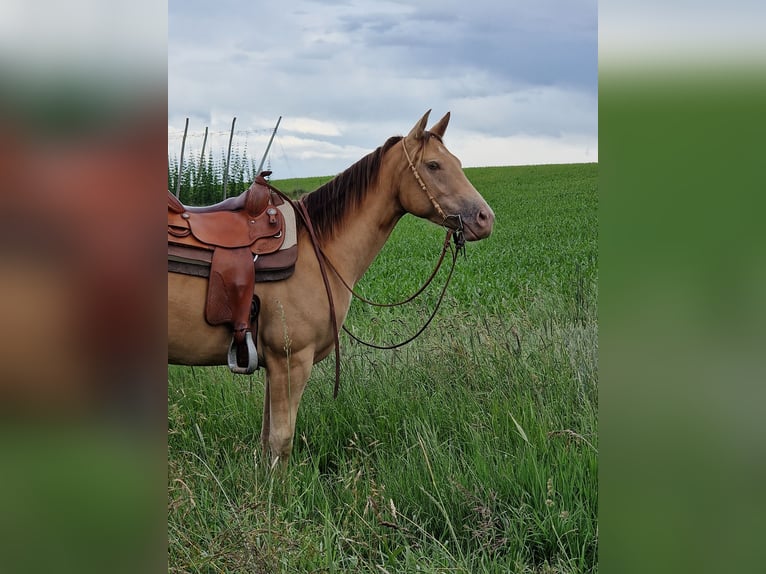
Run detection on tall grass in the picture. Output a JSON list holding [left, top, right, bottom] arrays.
[[168, 163, 598, 573]]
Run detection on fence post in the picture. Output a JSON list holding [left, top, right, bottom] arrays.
[[198, 126, 208, 173], [256, 115, 282, 176], [174, 117, 189, 198], [222, 117, 236, 199]]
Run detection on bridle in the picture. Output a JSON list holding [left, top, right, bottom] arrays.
[[265, 135, 466, 397], [401, 137, 466, 243]]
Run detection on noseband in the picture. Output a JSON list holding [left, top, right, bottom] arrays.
[[401, 138, 465, 247]]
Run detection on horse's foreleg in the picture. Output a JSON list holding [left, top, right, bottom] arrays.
[[264, 349, 313, 467]]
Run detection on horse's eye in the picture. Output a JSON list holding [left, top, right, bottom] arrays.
[[426, 161, 440, 171]]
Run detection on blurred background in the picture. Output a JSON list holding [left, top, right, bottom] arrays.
[[599, 1, 766, 573], [0, 1, 166, 573]]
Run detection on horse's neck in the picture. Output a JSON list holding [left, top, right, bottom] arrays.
[[320, 182, 402, 287]]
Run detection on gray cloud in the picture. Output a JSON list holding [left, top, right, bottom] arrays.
[[169, 0, 597, 178]]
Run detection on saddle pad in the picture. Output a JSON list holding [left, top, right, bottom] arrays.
[[168, 244, 297, 282], [277, 202, 297, 250]]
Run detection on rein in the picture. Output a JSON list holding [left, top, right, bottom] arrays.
[[261, 135, 465, 396], [264, 184, 342, 398], [342, 234, 462, 350], [321, 229, 454, 307]]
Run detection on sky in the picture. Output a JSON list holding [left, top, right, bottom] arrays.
[[169, 0, 598, 179]]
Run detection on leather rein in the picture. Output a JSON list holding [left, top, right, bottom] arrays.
[[264, 137, 465, 397]]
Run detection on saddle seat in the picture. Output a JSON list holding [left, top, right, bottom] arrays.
[[168, 171, 298, 375]]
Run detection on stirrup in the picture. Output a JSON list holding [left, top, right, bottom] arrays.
[[227, 331, 259, 374]]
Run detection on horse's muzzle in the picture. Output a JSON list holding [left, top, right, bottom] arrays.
[[463, 205, 495, 241]]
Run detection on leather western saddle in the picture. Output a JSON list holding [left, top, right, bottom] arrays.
[[168, 171, 298, 374]]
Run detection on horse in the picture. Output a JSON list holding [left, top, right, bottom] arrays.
[[168, 110, 495, 466]]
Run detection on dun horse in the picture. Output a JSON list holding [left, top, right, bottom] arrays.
[[168, 111, 495, 465]]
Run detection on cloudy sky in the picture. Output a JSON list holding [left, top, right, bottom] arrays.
[[169, 0, 597, 179]]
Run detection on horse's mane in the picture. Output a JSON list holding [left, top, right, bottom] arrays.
[[300, 135, 403, 240]]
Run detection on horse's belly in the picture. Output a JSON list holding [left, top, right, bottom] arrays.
[[167, 273, 230, 365], [167, 326, 229, 365], [167, 265, 347, 369]]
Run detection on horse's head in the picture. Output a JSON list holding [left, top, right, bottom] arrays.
[[397, 110, 495, 241]]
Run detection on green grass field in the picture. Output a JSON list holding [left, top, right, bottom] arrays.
[[168, 163, 598, 573]]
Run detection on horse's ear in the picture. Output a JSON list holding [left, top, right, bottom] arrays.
[[429, 112, 450, 138], [407, 110, 431, 141]]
